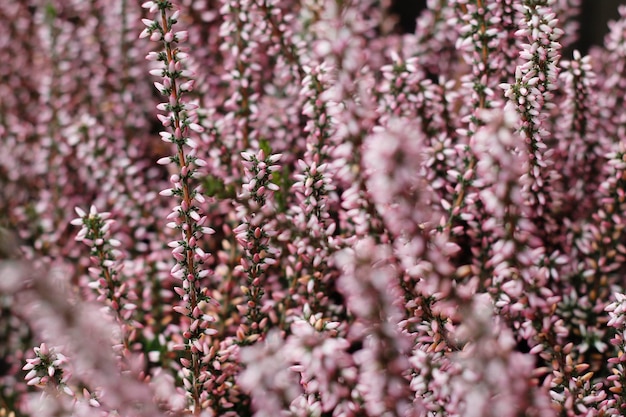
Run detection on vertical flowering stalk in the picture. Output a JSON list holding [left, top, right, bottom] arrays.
[[233, 150, 281, 342], [283, 62, 341, 318], [71, 205, 137, 351], [502, 1, 563, 227], [583, 146, 626, 293], [141, 2, 215, 413], [455, 0, 504, 123], [287, 158, 338, 316], [299, 63, 335, 159], [470, 108, 565, 363], [219, 0, 264, 151], [558, 50, 602, 219], [363, 118, 461, 416], [471, 109, 536, 305], [363, 118, 457, 298], [311, 0, 382, 242], [446, 0, 510, 232]]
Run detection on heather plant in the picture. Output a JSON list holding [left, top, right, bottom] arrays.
[[6, 0, 626, 416]]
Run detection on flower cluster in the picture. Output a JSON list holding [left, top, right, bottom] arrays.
[[502, 2, 563, 222], [234, 149, 282, 342], [143, 1, 217, 412], [71, 206, 135, 324], [5, 1, 626, 417], [22, 344, 71, 394]]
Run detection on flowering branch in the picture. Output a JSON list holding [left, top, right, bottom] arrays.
[[71, 205, 138, 350], [141, 1, 216, 413], [234, 150, 282, 342], [502, 1, 563, 226]]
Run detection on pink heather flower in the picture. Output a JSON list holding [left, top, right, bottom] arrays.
[[238, 330, 303, 416], [335, 238, 414, 416], [22, 343, 71, 391], [502, 2, 563, 222], [473, 108, 528, 219], [363, 118, 436, 238], [556, 49, 603, 220], [234, 149, 282, 342], [71, 206, 140, 332], [142, 2, 217, 412], [452, 294, 555, 417]]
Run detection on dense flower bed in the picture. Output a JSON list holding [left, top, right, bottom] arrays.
[[2, 1, 626, 416]]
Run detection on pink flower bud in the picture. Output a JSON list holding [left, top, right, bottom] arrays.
[[176, 31, 188, 42]]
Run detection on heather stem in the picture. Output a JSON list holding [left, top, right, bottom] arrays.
[[142, 1, 216, 412], [445, 0, 504, 231]]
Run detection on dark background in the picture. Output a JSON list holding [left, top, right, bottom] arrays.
[[390, 1, 626, 54]]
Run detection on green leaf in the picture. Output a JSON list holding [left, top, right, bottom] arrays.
[[201, 174, 236, 199], [44, 2, 57, 22]]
